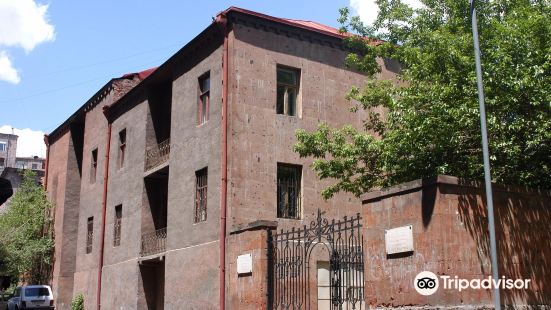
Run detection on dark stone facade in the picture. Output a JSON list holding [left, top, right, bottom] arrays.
[[361, 175, 551, 308], [45, 7, 401, 310]]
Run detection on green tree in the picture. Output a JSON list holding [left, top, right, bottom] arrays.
[[71, 293, 84, 310], [295, 0, 551, 198], [0, 170, 54, 284]]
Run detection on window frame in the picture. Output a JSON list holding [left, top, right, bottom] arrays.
[[0, 142, 6, 152], [276, 163, 302, 219], [86, 217, 94, 254], [90, 148, 98, 184], [113, 205, 122, 247], [276, 66, 301, 117], [194, 167, 208, 223], [197, 72, 210, 125], [118, 129, 126, 170]]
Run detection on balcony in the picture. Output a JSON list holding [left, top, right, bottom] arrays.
[[140, 227, 167, 257], [145, 138, 170, 172]]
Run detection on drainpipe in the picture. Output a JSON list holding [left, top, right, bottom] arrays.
[[218, 13, 229, 310], [97, 108, 112, 310], [43, 134, 52, 285], [43, 135, 50, 190]]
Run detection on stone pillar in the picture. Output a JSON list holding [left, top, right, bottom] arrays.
[[227, 220, 277, 310]]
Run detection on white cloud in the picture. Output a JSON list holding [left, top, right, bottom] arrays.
[[0, 0, 55, 52], [0, 125, 46, 158], [0, 51, 20, 84], [350, 0, 424, 25], [0, 0, 55, 84]]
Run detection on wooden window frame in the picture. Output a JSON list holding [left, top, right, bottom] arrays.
[[198, 72, 210, 125], [276, 66, 300, 117], [194, 167, 208, 223], [277, 163, 302, 219]]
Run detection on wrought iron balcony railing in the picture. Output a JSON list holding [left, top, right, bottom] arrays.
[[140, 227, 167, 257], [145, 138, 170, 171]]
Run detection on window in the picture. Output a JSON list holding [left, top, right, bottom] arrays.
[[277, 66, 300, 116], [118, 129, 126, 169], [277, 163, 302, 219], [24, 287, 49, 297], [32, 163, 38, 170], [16, 161, 24, 169], [194, 167, 208, 223], [86, 217, 93, 254], [0, 142, 6, 151], [90, 148, 98, 183], [113, 205, 122, 247], [198, 73, 210, 125]]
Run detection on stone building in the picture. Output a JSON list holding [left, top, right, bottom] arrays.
[[0, 133, 18, 173], [45, 6, 551, 310], [0, 132, 45, 212], [15, 156, 45, 171], [44, 7, 399, 309]]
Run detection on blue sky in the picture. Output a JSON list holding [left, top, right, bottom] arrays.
[[0, 0, 380, 156]]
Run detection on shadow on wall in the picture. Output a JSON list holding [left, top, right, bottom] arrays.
[[448, 180, 551, 306]]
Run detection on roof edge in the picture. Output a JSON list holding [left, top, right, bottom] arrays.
[[219, 6, 346, 40]]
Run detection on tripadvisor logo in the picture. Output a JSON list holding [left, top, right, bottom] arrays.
[[414, 271, 531, 296], [414, 271, 439, 296]]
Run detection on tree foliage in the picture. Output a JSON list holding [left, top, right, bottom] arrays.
[[71, 293, 84, 310], [0, 170, 54, 283], [295, 0, 551, 198]]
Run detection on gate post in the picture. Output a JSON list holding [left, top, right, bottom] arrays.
[[227, 220, 277, 309]]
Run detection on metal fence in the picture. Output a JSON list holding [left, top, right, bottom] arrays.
[[269, 210, 365, 310], [145, 138, 170, 171], [140, 227, 167, 256]]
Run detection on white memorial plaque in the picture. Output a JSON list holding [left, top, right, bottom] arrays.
[[385, 225, 414, 255], [237, 253, 252, 274]]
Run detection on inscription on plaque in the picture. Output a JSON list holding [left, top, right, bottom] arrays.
[[237, 253, 253, 275], [385, 225, 414, 255]]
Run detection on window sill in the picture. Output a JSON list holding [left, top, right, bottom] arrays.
[[196, 121, 209, 128]]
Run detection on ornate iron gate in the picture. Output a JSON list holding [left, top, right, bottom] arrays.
[[268, 210, 365, 310]]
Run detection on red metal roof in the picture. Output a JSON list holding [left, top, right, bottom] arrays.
[[120, 67, 157, 80], [219, 7, 346, 39], [281, 19, 345, 38], [218, 7, 384, 45]]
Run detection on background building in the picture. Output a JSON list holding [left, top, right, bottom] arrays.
[[15, 156, 46, 171], [0, 133, 45, 212], [0, 133, 18, 173]]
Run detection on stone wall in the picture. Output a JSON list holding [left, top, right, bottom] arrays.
[[47, 131, 81, 310], [361, 175, 551, 309]]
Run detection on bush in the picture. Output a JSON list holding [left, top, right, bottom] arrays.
[[71, 293, 84, 310]]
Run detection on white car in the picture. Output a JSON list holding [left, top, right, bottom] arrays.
[[7, 285, 54, 310]]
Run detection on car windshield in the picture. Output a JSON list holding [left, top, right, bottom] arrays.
[[25, 288, 49, 297]]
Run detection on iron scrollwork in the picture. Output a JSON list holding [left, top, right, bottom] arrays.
[[269, 210, 365, 310]]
